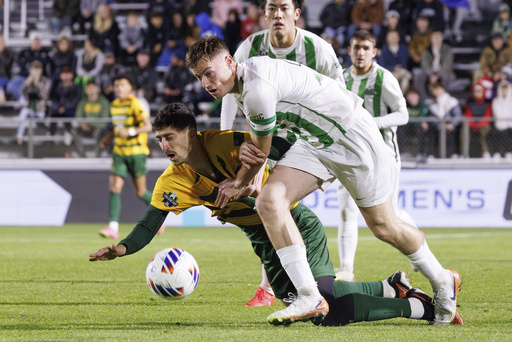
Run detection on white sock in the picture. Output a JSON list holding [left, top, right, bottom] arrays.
[[108, 221, 119, 232], [408, 298, 425, 319], [337, 189, 358, 275], [381, 280, 395, 298], [406, 240, 450, 291], [259, 264, 274, 294], [276, 244, 320, 298]]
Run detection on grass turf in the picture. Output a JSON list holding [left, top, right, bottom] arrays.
[[1, 225, 511, 341]]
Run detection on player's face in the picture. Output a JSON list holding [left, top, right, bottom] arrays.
[[264, 0, 300, 40], [155, 126, 194, 166], [113, 79, 133, 100], [348, 39, 377, 75], [191, 53, 237, 99]]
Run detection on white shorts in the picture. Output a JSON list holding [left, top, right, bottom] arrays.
[[277, 108, 391, 207]]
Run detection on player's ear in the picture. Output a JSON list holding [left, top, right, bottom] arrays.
[[225, 54, 234, 67], [294, 8, 301, 21]]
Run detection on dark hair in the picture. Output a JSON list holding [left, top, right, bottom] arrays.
[[153, 103, 197, 131], [185, 36, 230, 70], [350, 30, 377, 46], [258, 0, 304, 10], [112, 72, 135, 88]]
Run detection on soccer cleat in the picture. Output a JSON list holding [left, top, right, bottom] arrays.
[[406, 288, 435, 324], [450, 312, 463, 325], [334, 269, 355, 282], [99, 226, 119, 239], [245, 286, 275, 307], [387, 271, 413, 298], [267, 296, 329, 326], [156, 223, 166, 235], [433, 269, 462, 325]]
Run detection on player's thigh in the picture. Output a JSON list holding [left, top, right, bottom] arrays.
[[127, 154, 148, 179], [109, 174, 125, 193]]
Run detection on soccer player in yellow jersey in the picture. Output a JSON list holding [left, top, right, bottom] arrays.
[[99, 72, 160, 239], [89, 103, 463, 327]]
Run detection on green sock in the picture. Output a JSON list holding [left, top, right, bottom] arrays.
[[333, 280, 384, 298], [109, 192, 121, 222], [141, 191, 152, 205], [352, 293, 411, 322]]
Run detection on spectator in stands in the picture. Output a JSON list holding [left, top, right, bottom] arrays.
[[185, 12, 201, 48], [426, 82, 462, 158], [163, 50, 194, 104], [147, 0, 176, 29], [75, 0, 105, 34], [224, 9, 242, 55], [479, 32, 512, 83], [389, 0, 414, 37], [6, 32, 51, 101], [74, 79, 110, 157], [377, 10, 406, 49], [49, 36, 77, 84], [118, 12, 145, 67], [413, 30, 455, 99], [0, 34, 14, 103], [320, 0, 351, 51], [89, 3, 119, 54], [195, 12, 224, 39], [348, 0, 385, 42], [51, 0, 80, 34], [441, 0, 470, 43], [98, 51, 126, 101], [48, 66, 82, 145], [408, 14, 433, 69], [464, 80, 492, 158], [492, 3, 512, 41], [398, 87, 430, 158], [379, 30, 412, 93], [488, 79, 512, 159], [131, 49, 157, 103], [241, 2, 262, 40], [76, 38, 105, 94], [414, 0, 445, 32], [15, 61, 51, 145], [146, 11, 167, 66], [211, 0, 243, 30]]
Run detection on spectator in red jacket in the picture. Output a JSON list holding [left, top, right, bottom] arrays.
[[464, 81, 492, 158]]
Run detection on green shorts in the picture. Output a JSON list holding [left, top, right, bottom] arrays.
[[111, 152, 148, 179], [237, 199, 335, 299]]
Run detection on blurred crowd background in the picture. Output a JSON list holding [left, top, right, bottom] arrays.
[[0, 0, 511, 161]]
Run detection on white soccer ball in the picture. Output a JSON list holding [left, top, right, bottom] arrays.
[[145, 247, 200, 300]]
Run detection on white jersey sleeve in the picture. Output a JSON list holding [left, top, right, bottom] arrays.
[[374, 72, 408, 129]]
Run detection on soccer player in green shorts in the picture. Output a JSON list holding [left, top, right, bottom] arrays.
[[99, 72, 163, 239], [89, 103, 462, 326]]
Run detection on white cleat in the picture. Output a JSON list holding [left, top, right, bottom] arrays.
[[434, 269, 462, 325], [267, 295, 329, 326]]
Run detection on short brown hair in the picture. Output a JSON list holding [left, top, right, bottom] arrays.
[[185, 36, 230, 70], [350, 30, 377, 47], [258, 0, 304, 10]]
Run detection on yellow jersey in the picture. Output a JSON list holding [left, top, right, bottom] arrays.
[[110, 94, 150, 156]]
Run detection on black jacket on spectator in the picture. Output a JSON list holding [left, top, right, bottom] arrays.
[[0, 47, 14, 79], [320, 1, 351, 29], [17, 48, 52, 77], [50, 51, 77, 78], [89, 19, 120, 54], [131, 65, 158, 101], [50, 82, 82, 116]]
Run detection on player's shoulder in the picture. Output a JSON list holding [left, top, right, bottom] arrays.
[[200, 130, 249, 148], [234, 30, 270, 61], [296, 28, 331, 47]]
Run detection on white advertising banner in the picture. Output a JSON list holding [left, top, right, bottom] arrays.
[[0, 171, 72, 226], [164, 169, 512, 228]]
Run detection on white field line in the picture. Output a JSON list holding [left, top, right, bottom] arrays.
[[327, 231, 512, 243]]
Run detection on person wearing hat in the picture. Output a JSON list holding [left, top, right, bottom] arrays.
[[409, 14, 433, 69], [15, 61, 51, 145], [479, 32, 512, 82], [414, 0, 445, 32], [376, 9, 406, 49], [492, 3, 512, 41]]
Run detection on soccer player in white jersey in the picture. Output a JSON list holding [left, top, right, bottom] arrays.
[[221, 0, 345, 307], [335, 30, 420, 282], [185, 36, 461, 327], [220, 0, 344, 130]]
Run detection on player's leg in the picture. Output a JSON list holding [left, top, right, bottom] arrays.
[[100, 173, 125, 239], [336, 186, 358, 281], [245, 265, 275, 307], [256, 164, 329, 325]]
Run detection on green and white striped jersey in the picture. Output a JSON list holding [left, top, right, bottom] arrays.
[[221, 28, 344, 130], [343, 62, 408, 160], [234, 57, 363, 148]]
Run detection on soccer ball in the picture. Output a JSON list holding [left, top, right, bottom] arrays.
[[145, 247, 200, 300]]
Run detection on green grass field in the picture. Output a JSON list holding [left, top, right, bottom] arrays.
[[1, 225, 511, 341]]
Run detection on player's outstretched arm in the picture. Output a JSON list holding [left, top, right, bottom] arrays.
[[89, 244, 127, 262]]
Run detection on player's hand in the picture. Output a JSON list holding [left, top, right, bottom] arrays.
[[89, 244, 126, 262], [118, 128, 130, 138], [240, 141, 266, 169], [215, 178, 241, 208]]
